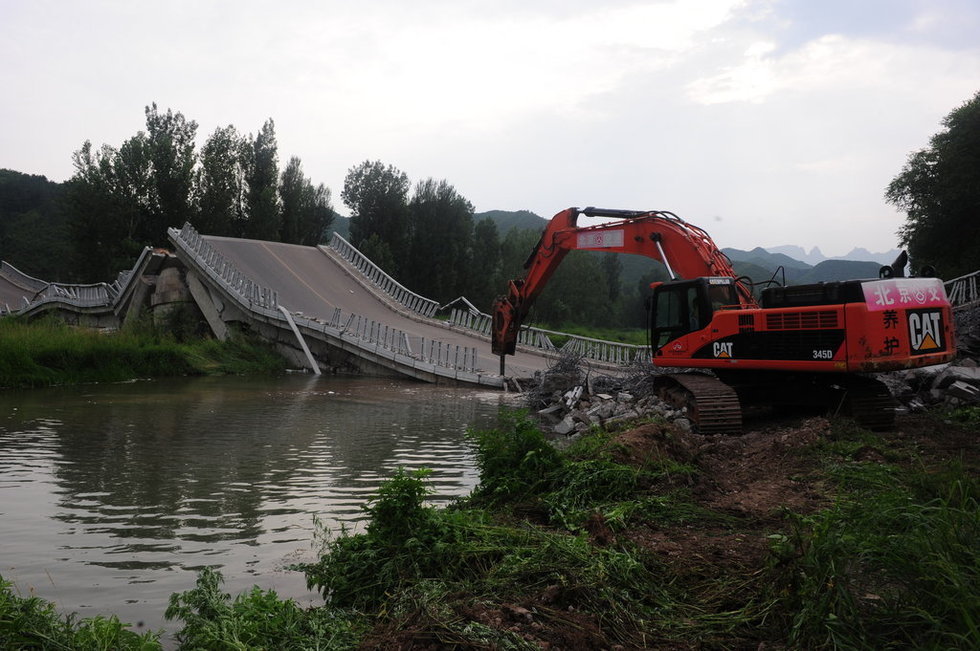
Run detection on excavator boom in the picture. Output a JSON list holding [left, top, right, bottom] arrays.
[[491, 207, 753, 357]]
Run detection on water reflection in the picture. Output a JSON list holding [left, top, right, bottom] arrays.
[[0, 375, 503, 634]]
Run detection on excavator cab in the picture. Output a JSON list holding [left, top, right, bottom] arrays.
[[648, 277, 739, 351]]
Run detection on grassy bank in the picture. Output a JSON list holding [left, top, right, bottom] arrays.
[[3, 407, 977, 649], [0, 317, 286, 388]]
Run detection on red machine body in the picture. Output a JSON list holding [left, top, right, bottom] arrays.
[[491, 207, 956, 432]]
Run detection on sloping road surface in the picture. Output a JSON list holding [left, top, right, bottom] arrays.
[[204, 236, 552, 380]]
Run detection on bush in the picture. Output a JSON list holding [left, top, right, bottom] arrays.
[[166, 568, 360, 650], [0, 577, 159, 649], [468, 411, 564, 502]]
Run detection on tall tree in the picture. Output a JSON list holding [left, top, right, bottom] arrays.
[[280, 156, 334, 245], [886, 90, 980, 279], [66, 137, 155, 280], [469, 218, 502, 312], [341, 160, 410, 272], [243, 119, 281, 240], [406, 178, 474, 302], [197, 125, 248, 236], [601, 252, 622, 303], [144, 103, 198, 240]]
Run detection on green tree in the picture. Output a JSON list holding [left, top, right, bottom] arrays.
[[469, 218, 502, 312], [601, 252, 622, 303], [0, 170, 72, 281], [66, 137, 155, 280], [279, 156, 334, 246], [341, 160, 410, 273], [144, 103, 198, 240], [243, 119, 281, 240], [405, 178, 474, 302], [886, 90, 980, 279], [197, 125, 248, 236]]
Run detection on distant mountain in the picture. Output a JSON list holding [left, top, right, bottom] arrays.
[[765, 244, 902, 266], [723, 247, 812, 271], [797, 259, 882, 283], [474, 210, 547, 233]]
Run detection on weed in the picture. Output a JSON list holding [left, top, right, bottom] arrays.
[[946, 405, 980, 428], [767, 460, 980, 648], [467, 411, 564, 503], [0, 576, 160, 649], [166, 567, 361, 650], [0, 317, 284, 388]]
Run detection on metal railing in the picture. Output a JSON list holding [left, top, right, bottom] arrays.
[[170, 223, 483, 375], [308, 307, 481, 372], [326, 233, 440, 318], [946, 270, 980, 309], [1, 249, 152, 313], [448, 308, 651, 365], [0, 261, 48, 294], [171, 223, 279, 312]]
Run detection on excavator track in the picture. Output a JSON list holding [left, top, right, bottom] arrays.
[[654, 374, 743, 435], [838, 376, 896, 431]]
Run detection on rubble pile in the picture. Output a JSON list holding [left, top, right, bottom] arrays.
[[887, 302, 980, 411], [524, 354, 691, 444]]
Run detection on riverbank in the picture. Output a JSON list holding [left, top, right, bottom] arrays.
[[0, 317, 286, 388], [2, 397, 976, 648]]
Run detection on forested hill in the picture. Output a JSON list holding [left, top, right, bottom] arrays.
[[0, 169, 72, 281], [474, 210, 547, 232]]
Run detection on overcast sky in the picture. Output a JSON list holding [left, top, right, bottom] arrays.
[[2, 0, 978, 255]]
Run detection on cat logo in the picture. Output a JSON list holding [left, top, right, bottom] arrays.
[[907, 309, 944, 355], [713, 341, 734, 358]]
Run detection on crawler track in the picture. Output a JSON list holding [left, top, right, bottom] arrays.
[[655, 374, 743, 435], [839, 376, 897, 430]]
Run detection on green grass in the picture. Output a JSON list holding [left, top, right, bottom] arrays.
[[0, 578, 160, 650], [766, 419, 980, 649], [165, 568, 362, 650], [0, 317, 286, 388]]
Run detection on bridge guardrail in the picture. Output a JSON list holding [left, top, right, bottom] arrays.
[[448, 308, 651, 365], [945, 270, 980, 309], [326, 233, 440, 318], [0, 261, 48, 294], [1, 249, 153, 313], [297, 307, 481, 373], [172, 223, 280, 312], [171, 223, 483, 376]]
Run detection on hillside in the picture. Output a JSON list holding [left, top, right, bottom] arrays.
[[0, 169, 72, 281], [474, 209, 547, 233]]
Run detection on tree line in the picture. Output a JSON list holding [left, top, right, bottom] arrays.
[[339, 160, 667, 327], [67, 104, 334, 280], [4, 91, 974, 330]]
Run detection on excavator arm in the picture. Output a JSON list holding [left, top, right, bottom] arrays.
[[491, 207, 755, 366]]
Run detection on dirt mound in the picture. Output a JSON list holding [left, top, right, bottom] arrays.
[[609, 421, 699, 467], [611, 416, 830, 520], [694, 417, 830, 518]]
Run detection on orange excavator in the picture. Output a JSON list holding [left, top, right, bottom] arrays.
[[492, 207, 956, 433]]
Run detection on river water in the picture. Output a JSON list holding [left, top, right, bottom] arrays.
[[0, 375, 506, 636]]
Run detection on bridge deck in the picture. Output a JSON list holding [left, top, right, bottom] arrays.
[[204, 236, 553, 379]]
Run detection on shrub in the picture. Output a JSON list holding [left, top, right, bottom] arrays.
[[166, 568, 360, 650]]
